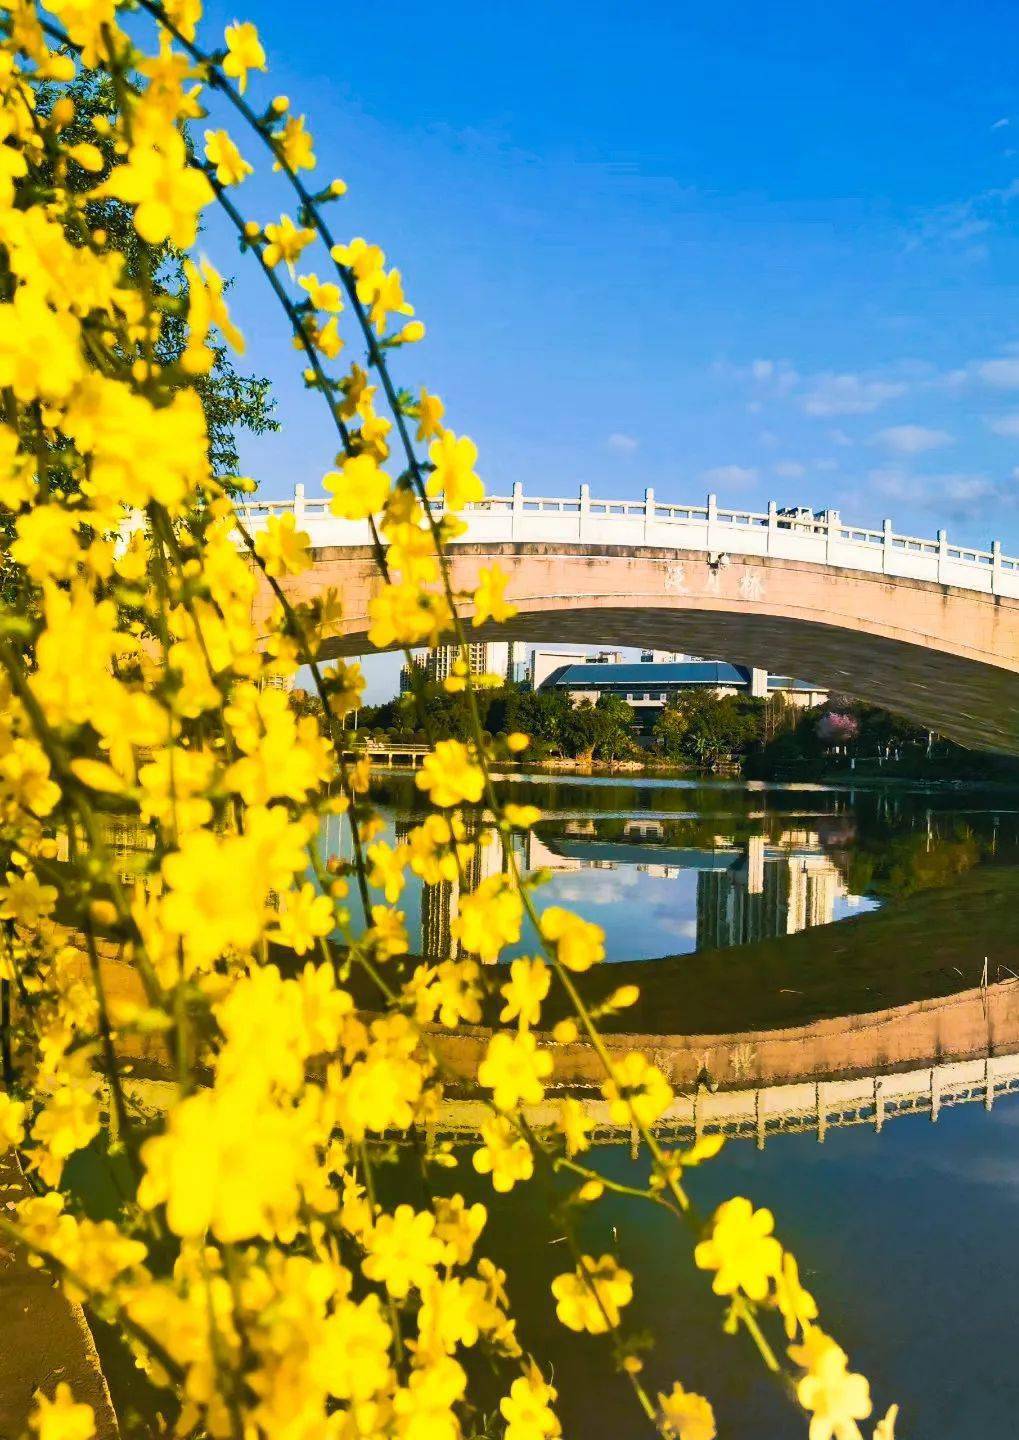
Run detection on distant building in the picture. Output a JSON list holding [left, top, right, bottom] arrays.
[[401, 641, 516, 692], [538, 659, 827, 717], [530, 647, 623, 690]]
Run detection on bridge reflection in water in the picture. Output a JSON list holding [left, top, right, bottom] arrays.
[[103, 803, 1019, 1149]]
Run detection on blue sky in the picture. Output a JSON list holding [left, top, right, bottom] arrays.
[[195, 0, 1019, 694]]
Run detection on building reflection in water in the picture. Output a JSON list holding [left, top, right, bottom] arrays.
[[393, 814, 852, 961], [394, 816, 505, 961], [696, 835, 847, 948]]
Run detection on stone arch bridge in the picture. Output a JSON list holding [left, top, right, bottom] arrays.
[[243, 486, 1019, 753]]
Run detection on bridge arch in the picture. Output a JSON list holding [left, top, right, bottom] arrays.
[[245, 488, 1019, 753]]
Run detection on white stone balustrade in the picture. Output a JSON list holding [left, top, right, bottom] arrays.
[[236, 483, 1019, 599]]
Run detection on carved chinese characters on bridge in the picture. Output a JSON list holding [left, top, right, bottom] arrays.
[[739, 568, 765, 602]]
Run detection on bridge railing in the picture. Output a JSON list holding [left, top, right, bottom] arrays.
[[234, 483, 1019, 598]]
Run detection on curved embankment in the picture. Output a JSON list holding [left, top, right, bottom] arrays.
[[97, 869, 1019, 1146], [538, 862, 1019, 1035], [0, 1154, 119, 1439]]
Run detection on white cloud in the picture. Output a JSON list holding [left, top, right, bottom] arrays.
[[987, 413, 1019, 437], [866, 466, 1012, 519], [874, 424, 953, 454], [828, 428, 854, 447], [772, 460, 806, 478], [800, 373, 908, 416], [714, 358, 800, 397], [607, 432, 639, 453], [700, 464, 758, 487], [993, 117, 1011, 130], [976, 358, 1019, 387]]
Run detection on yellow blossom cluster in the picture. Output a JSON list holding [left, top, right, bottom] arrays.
[[0, 2, 899, 1438]]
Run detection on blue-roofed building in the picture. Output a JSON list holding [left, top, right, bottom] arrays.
[[538, 659, 827, 724]]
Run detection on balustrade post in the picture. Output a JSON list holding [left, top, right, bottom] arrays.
[[706, 491, 718, 550], [766, 499, 778, 556], [825, 509, 841, 562], [293, 481, 306, 528], [882, 517, 893, 574], [643, 486, 655, 543], [579, 482, 590, 543], [511, 481, 524, 541], [937, 528, 948, 584], [992, 539, 1003, 596]]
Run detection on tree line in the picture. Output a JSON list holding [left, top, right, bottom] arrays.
[[295, 678, 1019, 777]]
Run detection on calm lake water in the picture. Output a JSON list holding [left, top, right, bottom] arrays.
[[338, 775, 1019, 1438], [324, 772, 1019, 965], [86, 776, 1019, 1437]]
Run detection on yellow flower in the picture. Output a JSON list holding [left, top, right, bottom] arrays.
[[499, 957, 551, 1029], [366, 903, 408, 960], [539, 906, 604, 971], [694, 1196, 782, 1301], [367, 267, 413, 335], [789, 1328, 873, 1440], [203, 128, 253, 186], [299, 273, 343, 312], [427, 429, 483, 510], [0, 869, 57, 926], [0, 1092, 26, 1147], [0, 738, 60, 819], [273, 113, 316, 172], [101, 134, 213, 247], [0, 282, 84, 403], [416, 387, 445, 440], [473, 1115, 533, 1192], [262, 213, 315, 270], [160, 827, 272, 969], [416, 739, 484, 808], [601, 1052, 673, 1129], [472, 563, 517, 627], [451, 875, 523, 962], [362, 1205, 445, 1299], [503, 802, 541, 828], [657, 1381, 716, 1440], [478, 1032, 552, 1111], [551, 1254, 632, 1334], [11, 505, 81, 580], [873, 1405, 899, 1440], [433, 1194, 487, 1266], [30, 1083, 101, 1186], [500, 1367, 561, 1440], [138, 1082, 316, 1241], [222, 20, 267, 93], [30, 1384, 95, 1440], [254, 510, 312, 576], [774, 1250, 819, 1339], [324, 453, 391, 519], [313, 1293, 393, 1402], [558, 1097, 593, 1156], [271, 883, 334, 954], [331, 236, 386, 301], [360, 844, 404, 908], [182, 258, 245, 371], [367, 577, 453, 649]]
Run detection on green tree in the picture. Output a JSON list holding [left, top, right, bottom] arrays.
[[38, 72, 276, 476], [653, 691, 761, 769]]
